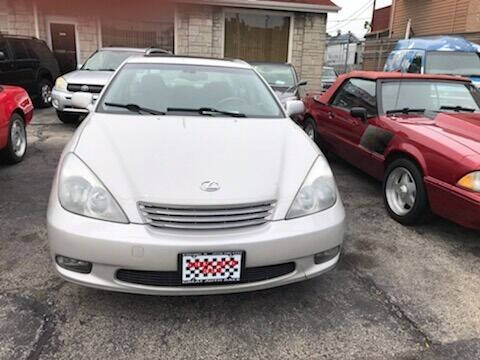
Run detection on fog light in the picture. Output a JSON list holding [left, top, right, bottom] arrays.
[[314, 246, 341, 264], [56, 255, 92, 274]]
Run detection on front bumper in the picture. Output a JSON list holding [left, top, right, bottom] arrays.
[[426, 177, 480, 230], [47, 198, 345, 295], [51, 88, 97, 114]]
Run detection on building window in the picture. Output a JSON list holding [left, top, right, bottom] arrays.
[[101, 18, 174, 51], [224, 12, 291, 62]]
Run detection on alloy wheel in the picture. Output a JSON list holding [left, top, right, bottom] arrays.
[[11, 119, 27, 158], [385, 167, 417, 216]]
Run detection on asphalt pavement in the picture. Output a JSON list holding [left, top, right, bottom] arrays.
[[0, 109, 479, 359]]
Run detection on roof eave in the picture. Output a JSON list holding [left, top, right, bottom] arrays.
[[179, 0, 341, 13]]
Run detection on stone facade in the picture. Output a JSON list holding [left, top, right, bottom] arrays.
[[1, 0, 328, 92]]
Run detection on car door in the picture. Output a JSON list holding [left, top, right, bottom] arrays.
[[327, 78, 379, 172], [9, 39, 36, 93]]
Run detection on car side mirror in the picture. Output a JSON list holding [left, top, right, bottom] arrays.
[[0, 51, 5, 61], [297, 80, 308, 87], [285, 100, 305, 117], [72, 92, 94, 110], [350, 107, 368, 121]]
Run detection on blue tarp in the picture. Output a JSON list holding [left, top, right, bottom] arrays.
[[393, 36, 480, 53]]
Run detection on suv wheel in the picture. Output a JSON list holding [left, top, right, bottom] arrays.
[[56, 111, 81, 124], [36, 78, 53, 108], [0, 114, 27, 164], [383, 158, 430, 225]]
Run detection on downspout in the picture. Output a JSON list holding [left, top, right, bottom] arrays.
[[33, 1, 40, 39]]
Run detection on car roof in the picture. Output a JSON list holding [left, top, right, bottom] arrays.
[[393, 36, 480, 53], [127, 55, 252, 69], [99, 47, 149, 53], [342, 71, 471, 83]]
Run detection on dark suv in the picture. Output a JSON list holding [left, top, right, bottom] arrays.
[[0, 34, 60, 108]]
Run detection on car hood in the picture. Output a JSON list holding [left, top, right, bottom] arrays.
[[62, 70, 114, 86], [396, 112, 480, 154], [74, 114, 318, 223]]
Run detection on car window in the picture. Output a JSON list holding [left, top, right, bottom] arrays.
[[98, 63, 284, 118], [425, 51, 480, 76], [331, 79, 378, 116], [402, 50, 424, 74], [9, 39, 30, 60], [82, 50, 142, 71], [252, 64, 296, 88], [381, 81, 480, 113], [0, 40, 10, 60], [384, 50, 406, 72]]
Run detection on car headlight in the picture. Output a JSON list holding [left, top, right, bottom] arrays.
[[457, 171, 480, 192], [286, 156, 337, 219], [58, 153, 128, 223], [55, 77, 68, 91]]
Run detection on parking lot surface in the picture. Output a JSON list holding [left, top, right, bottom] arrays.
[[1, 109, 480, 360]]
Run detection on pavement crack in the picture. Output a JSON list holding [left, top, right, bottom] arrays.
[[343, 257, 433, 348]]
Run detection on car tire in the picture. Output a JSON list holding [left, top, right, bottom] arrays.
[[304, 117, 318, 143], [35, 78, 53, 108], [56, 111, 80, 124], [0, 113, 27, 164], [383, 158, 431, 226]]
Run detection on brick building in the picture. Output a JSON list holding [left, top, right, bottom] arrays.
[[363, 0, 480, 71], [0, 0, 340, 92]]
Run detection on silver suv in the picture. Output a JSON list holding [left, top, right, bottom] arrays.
[[52, 47, 168, 123]]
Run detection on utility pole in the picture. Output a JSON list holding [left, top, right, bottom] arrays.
[[344, 31, 351, 73]]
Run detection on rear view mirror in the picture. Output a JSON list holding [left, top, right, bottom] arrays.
[[285, 100, 305, 117], [0, 51, 5, 61], [350, 107, 368, 121], [72, 92, 94, 110]]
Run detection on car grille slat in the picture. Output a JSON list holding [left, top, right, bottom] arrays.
[[138, 201, 275, 230], [67, 84, 104, 93]]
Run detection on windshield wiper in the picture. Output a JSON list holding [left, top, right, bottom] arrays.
[[104, 102, 165, 115], [439, 105, 476, 113], [386, 108, 426, 115], [98, 68, 116, 72], [166, 107, 246, 117]]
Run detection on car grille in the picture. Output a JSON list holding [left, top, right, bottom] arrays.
[[138, 201, 276, 230], [67, 84, 104, 93], [116, 262, 295, 287]]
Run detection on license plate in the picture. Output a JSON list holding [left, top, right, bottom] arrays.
[[181, 251, 243, 285]]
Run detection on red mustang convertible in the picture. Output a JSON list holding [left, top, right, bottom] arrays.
[[0, 85, 33, 164], [303, 72, 480, 230]]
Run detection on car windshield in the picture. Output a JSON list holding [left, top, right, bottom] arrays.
[[82, 50, 141, 71], [426, 52, 480, 76], [323, 68, 337, 78], [252, 64, 296, 88], [97, 63, 284, 118], [381, 80, 480, 114]]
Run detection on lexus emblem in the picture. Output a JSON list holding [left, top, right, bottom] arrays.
[[200, 181, 220, 192], [81, 85, 89, 92]]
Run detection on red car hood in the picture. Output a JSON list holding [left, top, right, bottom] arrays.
[[396, 112, 480, 155]]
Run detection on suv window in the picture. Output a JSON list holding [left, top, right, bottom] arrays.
[[9, 39, 30, 60], [28, 40, 52, 60], [0, 40, 10, 60], [331, 78, 377, 116]]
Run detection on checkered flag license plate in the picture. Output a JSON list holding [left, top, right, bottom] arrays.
[[181, 252, 243, 285]]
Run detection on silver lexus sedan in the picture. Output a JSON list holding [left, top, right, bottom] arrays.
[[47, 55, 345, 295]]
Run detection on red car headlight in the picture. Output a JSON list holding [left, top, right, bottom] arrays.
[[457, 171, 480, 192]]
